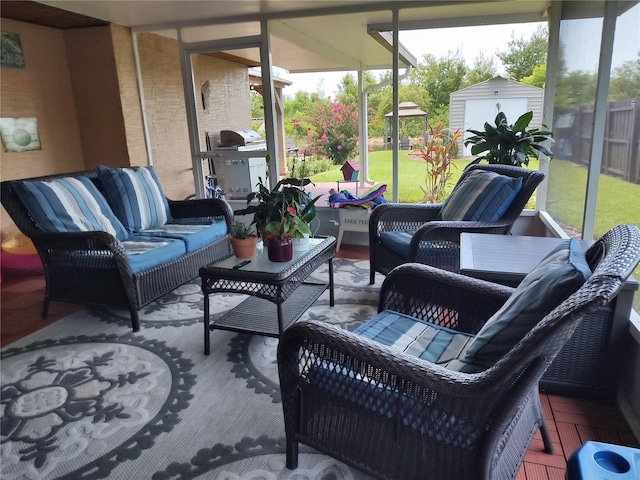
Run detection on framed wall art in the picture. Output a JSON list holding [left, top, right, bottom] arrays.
[[1, 32, 25, 69], [0, 118, 42, 152]]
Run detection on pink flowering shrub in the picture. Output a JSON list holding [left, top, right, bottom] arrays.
[[299, 99, 360, 164]]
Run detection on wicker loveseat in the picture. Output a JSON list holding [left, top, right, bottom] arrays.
[[278, 224, 640, 480], [1, 167, 233, 331]]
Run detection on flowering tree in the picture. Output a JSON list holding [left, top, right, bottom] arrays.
[[299, 99, 359, 164]]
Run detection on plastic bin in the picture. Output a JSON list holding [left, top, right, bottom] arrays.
[[566, 441, 639, 479]]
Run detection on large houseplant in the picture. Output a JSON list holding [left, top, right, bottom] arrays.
[[464, 111, 553, 167], [234, 156, 320, 262]]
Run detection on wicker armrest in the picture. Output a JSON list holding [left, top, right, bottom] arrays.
[[168, 197, 233, 226], [369, 203, 442, 239], [379, 263, 513, 334]]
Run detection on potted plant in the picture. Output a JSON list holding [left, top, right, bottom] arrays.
[[229, 220, 259, 259], [464, 111, 553, 167], [234, 155, 320, 262]]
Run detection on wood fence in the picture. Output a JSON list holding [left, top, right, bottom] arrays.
[[554, 97, 640, 183]]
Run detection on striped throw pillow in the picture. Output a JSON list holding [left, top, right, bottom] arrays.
[[456, 238, 592, 373], [98, 165, 172, 233], [440, 169, 523, 222], [11, 176, 129, 241]]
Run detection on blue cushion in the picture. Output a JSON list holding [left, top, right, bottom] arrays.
[[379, 230, 459, 262], [140, 219, 228, 252], [354, 310, 475, 364], [440, 169, 523, 222], [456, 238, 592, 373], [97, 165, 172, 233], [122, 235, 186, 273], [11, 177, 129, 241], [379, 230, 416, 259]]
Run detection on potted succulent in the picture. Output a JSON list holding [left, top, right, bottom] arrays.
[[234, 155, 320, 262], [464, 111, 553, 167], [229, 220, 259, 259]]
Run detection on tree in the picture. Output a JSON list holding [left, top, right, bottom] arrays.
[[284, 91, 320, 140], [463, 53, 498, 87], [250, 91, 264, 119], [411, 51, 467, 113], [520, 64, 546, 88], [496, 24, 548, 81], [609, 53, 640, 101], [302, 99, 359, 164]]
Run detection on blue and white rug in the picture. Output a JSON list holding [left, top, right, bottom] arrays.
[[1, 259, 381, 479]]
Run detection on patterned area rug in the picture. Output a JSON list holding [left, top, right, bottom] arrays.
[[1, 259, 382, 479]]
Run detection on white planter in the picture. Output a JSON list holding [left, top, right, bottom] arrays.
[[293, 234, 310, 252]]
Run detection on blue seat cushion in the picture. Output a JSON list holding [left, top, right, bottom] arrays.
[[457, 238, 592, 373], [10, 176, 129, 241], [440, 169, 523, 222], [379, 230, 416, 259], [379, 230, 459, 261], [354, 310, 475, 364], [97, 165, 172, 234], [139, 219, 228, 252], [122, 235, 186, 273]]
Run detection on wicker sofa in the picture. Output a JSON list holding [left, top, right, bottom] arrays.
[[1, 167, 233, 331], [278, 224, 640, 480]]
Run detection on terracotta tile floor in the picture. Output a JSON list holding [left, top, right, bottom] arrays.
[[1, 243, 637, 479]]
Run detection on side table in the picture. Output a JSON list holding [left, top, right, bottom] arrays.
[[460, 233, 638, 400]]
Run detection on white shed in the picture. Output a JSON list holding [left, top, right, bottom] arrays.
[[449, 76, 544, 157]]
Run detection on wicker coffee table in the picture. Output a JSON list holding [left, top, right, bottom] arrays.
[[200, 236, 335, 354]]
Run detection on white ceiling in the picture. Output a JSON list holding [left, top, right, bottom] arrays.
[[36, 1, 555, 73]]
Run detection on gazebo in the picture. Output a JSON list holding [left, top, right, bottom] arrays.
[[384, 101, 428, 149]]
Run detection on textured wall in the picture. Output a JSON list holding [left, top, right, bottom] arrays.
[[111, 24, 148, 168], [136, 32, 193, 200], [136, 32, 252, 200], [0, 19, 85, 234], [63, 25, 130, 170], [192, 53, 252, 197]]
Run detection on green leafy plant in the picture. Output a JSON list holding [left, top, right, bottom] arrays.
[[464, 111, 553, 167], [418, 125, 461, 203], [234, 155, 321, 242], [229, 220, 255, 239]]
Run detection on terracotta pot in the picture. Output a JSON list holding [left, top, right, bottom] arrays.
[[267, 237, 294, 262], [230, 236, 258, 259]]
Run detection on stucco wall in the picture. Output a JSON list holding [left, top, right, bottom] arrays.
[[0, 19, 85, 235]]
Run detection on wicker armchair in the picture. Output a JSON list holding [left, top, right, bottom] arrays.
[[369, 164, 544, 283], [278, 224, 640, 480], [1, 170, 233, 331]]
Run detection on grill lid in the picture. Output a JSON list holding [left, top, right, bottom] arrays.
[[219, 129, 263, 147]]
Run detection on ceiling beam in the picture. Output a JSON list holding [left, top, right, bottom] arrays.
[[368, 11, 548, 32], [269, 20, 364, 71]]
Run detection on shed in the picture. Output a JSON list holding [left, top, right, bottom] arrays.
[[449, 76, 544, 157]]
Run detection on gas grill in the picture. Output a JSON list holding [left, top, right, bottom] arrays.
[[211, 129, 268, 200]]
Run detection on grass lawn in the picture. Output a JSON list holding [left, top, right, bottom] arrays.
[[311, 152, 640, 309], [311, 150, 539, 205]]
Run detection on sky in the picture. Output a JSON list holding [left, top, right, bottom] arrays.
[[279, 22, 545, 98]]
